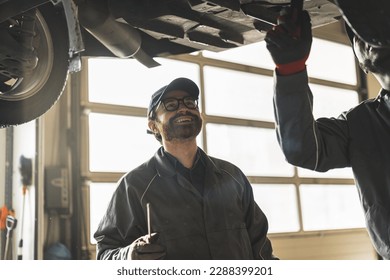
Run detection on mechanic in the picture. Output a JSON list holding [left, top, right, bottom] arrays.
[[265, 9, 390, 260], [94, 77, 277, 260]]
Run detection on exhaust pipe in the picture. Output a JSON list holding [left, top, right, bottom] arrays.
[[78, 0, 141, 58]]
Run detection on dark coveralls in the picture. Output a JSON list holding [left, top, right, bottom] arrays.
[[94, 147, 276, 260], [273, 70, 390, 259]]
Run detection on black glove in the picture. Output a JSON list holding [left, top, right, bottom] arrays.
[[129, 232, 166, 260], [265, 9, 312, 75]]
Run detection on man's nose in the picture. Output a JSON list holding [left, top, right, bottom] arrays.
[[177, 100, 188, 110]]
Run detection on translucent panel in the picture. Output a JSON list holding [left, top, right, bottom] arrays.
[[87, 57, 200, 107], [204, 67, 274, 121], [202, 41, 275, 69], [206, 124, 294, 176], [13, 120, 36, 158], [202, 38, 357, 85], [89, 113, 161, 172], [300, 185, 365, 231], [252, 184, 300, 233], [89, 183, 117, 243], [298, 166, 354, 179], [298, 84, 358, 179], [310, 84, 359, 119], [308, 38, 357, 85]]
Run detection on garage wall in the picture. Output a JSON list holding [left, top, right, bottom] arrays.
[[0, 129, 5, 207], [0, 128, 5, 258], [367, 73, 382, 99], [270, 230, 377, 260]]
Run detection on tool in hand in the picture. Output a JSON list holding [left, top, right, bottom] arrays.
[[290, 0, 304, 38], [291, 0, 304, 14], [146, 203, 151, 243]]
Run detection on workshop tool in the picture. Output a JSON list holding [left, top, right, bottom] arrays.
[[291, 0, 304, 12], [146, 203, 151, 242], [17, 155, 33, 260], [4, 214, 17, 260], [0, 205, 9, 259], [291, 0, 304, 37], [0, 205, 8, 230]]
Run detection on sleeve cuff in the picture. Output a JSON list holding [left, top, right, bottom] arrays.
[[275, 55, 309, 75]]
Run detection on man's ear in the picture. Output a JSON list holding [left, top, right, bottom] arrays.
[[148, 120, 156, 132]]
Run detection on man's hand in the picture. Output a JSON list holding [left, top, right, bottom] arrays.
[[129, 232, 166, 260], [265, 9, 312, 75]]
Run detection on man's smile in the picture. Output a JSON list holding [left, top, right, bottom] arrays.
[[174, 116, 193, 124]]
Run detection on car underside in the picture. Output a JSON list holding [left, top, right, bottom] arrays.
[[1, 0, 389, 126], [79, 0, 343, 67]]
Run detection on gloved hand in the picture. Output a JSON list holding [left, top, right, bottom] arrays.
[[265, 9, 312, 75], [129, 232, 166, 260]]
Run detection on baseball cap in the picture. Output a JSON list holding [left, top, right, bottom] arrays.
[[336, 0, 390, 48], [147, 77, 199, 119]]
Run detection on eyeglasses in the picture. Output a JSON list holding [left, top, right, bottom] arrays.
[[160, 97, 198, 112]]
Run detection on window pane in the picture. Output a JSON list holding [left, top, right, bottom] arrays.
[[89, 113, 161, 172], [298, 84, 358, 179], [202, 41, 275, 69], [206, 124, 294, 176], [252, 184, 300, 233], [298, 166, 354, 179], [310, 84, 359, 118], [300, 184, 365, 231], [203, 38, 357, 85], [87, 57, 200, 106], [308, 38, 357, 85], [89, 183, 117, 244], [204, 67, 274, 121]]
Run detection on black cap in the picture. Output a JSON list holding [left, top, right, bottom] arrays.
[[147, 77, 199, 119], [336, 0, 390, 48]]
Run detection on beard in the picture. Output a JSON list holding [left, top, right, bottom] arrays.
[[160, 111, 202, 142], [360, 59, 389, 74], [359, 48, 390, 75]]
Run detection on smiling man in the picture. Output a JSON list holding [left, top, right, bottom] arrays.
[[94, 77, 277, 260]]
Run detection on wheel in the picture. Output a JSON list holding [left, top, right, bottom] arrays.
[[0, 3, 70, 127]]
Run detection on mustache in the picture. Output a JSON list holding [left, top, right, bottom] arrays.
[[170, 111, 200, 123]]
